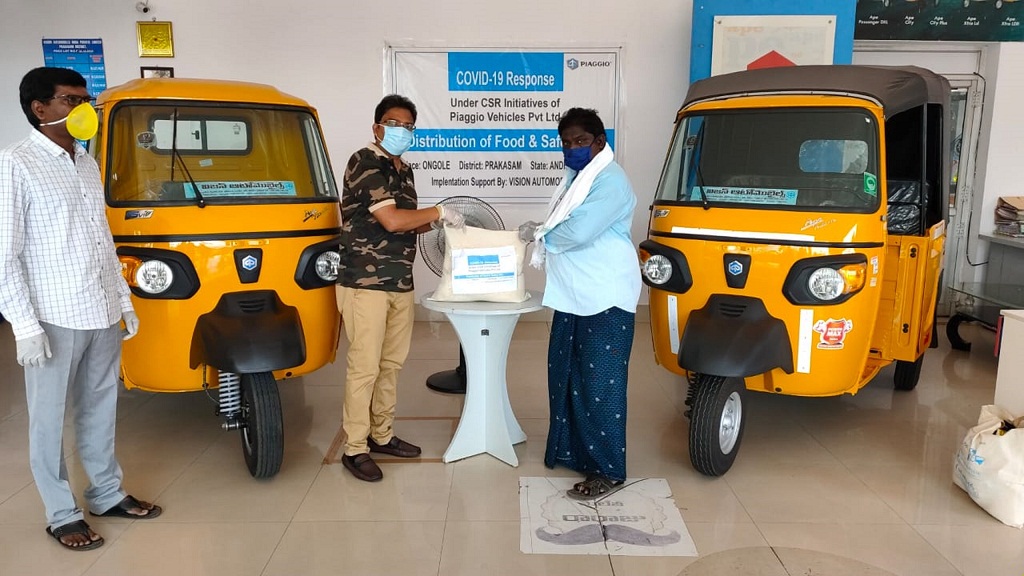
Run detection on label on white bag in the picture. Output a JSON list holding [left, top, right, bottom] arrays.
[[451, 245, 518, 294]]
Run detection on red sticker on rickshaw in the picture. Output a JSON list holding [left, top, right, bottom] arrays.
[[813, 318, 853, 350]]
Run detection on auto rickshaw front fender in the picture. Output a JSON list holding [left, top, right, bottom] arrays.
[[190, 290, 306, 373], [678, 294, 793, 378]]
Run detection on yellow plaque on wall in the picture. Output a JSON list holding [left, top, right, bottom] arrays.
[[137, 21, 174, 57]]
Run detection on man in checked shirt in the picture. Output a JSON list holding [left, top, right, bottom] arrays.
[[0, 67, 161, 551]]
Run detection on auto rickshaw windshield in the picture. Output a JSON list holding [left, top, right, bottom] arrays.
[[105, 103, 339, 204], [655, 108, 880, 212]]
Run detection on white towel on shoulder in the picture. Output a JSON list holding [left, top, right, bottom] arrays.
[[530, 145, 614, 269]]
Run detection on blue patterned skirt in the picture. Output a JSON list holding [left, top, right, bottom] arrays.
[[544, 306, 634, 482]]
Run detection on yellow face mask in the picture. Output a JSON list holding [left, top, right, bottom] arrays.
[[40, 103, 98, 140]]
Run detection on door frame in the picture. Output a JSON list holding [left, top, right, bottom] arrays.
[[853, 41, 991, 314]]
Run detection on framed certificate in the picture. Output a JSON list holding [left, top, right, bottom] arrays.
[[137, 21, 174, 57]]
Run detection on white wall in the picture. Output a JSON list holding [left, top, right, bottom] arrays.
[[971, 43, 1024, 276], [0, 0, 691, 303]]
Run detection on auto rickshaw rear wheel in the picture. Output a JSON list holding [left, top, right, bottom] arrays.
[[240, 372, 284, 478], [893, 356, 924, 391], [688, 374, 745, 477]]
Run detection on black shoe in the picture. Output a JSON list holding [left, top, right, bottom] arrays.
[[368, 436, 422, 458], [342, 453, 383, 482]]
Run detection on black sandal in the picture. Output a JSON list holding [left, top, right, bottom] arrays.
[[566, 474, 625, 500], [90, 495, 162, 519], [46, 519, 104, 551]]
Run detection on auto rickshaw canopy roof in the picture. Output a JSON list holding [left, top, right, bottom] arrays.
[[682, 65, 950, 117], [96, 78, 314, 109]]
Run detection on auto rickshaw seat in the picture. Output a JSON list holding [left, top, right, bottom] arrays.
[[886, 179, 927, 236]]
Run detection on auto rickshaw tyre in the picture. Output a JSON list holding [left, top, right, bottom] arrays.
[[688, 374, 745, 477], [240, 372, 284, 478], [893, 356, 924, 391]]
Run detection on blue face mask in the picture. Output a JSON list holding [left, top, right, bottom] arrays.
[[563, 146, 593, 171], [379, 125, 414, 156]]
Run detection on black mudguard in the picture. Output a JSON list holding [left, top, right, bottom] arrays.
[[678, 294, 793, 378], [189, 290, 306, 373]]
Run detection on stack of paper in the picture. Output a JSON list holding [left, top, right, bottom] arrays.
[[995, 197, 1024, 237]]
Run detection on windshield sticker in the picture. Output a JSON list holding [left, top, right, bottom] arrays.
[[864, 173, 878, 197], [184, 181, 297, 198], [813, 318, 853, 350], [136, 131, 155, 149], [691, 186, 798, 206]]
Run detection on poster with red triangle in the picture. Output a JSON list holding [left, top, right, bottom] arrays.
[[747, 50, 796, 70], [711, 15, 836, 77]]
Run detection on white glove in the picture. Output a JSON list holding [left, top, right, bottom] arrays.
[[122, 310, 140, 340], [518, 220, 542, 243], [436, 205, 466, 229], [16, 333, 52, 367]]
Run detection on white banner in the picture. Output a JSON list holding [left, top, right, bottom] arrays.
[[389, 47, 621, 203]]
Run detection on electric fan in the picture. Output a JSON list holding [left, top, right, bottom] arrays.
[[418, 195, 505, 394]]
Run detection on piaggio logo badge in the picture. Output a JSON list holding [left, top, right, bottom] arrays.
[[241, 255, 258, 271], [567, 57, 612, 70], [727, 260, 743, 276]]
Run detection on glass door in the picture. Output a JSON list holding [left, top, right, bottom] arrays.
[[941, 75, 985, 315]]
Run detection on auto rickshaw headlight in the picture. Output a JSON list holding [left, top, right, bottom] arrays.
[[807, 263, 867, 301], [783, 256, 867, 305], [314, 251, 340, 282], [808, 268, 844, 301], [642, 255, 673, 285], [135, 260, 174, 294]]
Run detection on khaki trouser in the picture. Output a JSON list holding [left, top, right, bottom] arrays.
[[337, 286, 415, 456]]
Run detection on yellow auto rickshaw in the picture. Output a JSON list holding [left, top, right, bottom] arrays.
[[639, 65, 949, 476], [93, 79, 342, 478]]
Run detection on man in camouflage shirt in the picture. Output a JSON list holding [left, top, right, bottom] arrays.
[[337, 94, 464, 482]]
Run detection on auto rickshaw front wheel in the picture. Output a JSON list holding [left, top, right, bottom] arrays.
[[688, 374, 746, 477], [240, 372, 284, 478]]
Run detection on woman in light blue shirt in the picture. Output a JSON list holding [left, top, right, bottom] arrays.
[[520, 108, 641, 500]]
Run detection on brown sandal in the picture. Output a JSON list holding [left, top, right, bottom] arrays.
[[567, 474, 624, 500], [46, 520, 104, 551], [91, 495, 162, 519]]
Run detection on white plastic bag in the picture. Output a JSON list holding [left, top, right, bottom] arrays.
[[953, 404, 1024, 528], [430, 225, 528, 303]]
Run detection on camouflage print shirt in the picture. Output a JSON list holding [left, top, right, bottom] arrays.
[[338, 143, 418, 292]]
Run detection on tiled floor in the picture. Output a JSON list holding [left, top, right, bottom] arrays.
[[0, 315, 1021, 575]]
